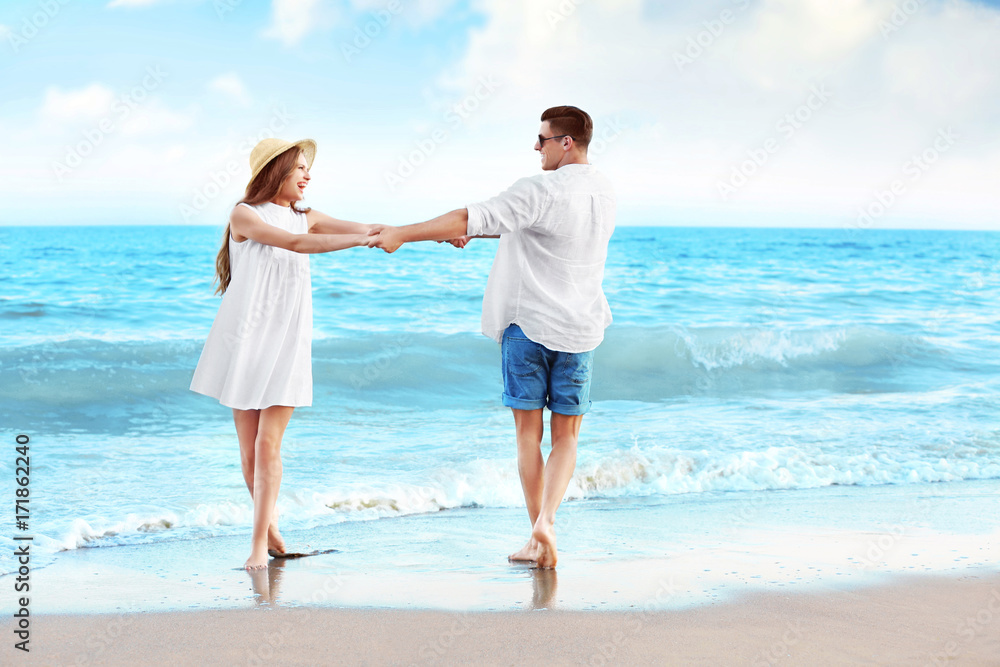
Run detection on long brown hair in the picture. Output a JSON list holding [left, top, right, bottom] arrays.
[[213, 147, 313, 295]]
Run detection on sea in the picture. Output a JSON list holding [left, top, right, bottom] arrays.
[[1, 224, 999, 583]]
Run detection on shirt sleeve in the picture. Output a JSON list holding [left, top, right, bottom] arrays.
[[466, 175, 549, 236]]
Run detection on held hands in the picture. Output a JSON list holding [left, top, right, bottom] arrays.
[[437, 235, 472, 249], [366, 225, 472, 253], [368, 225, 404, 253]]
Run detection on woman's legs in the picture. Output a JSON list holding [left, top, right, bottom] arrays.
[[232, 409, 286, 555], [235, 405, 295, 570]]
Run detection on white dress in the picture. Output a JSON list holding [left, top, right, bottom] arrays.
[[190, 202, 313, 409]]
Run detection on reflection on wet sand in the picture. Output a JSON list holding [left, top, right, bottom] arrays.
[[248, 559, 287, 606], [530, 568, 558, 610]]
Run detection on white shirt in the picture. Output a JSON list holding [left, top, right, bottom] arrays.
[[466, 163, 616, 353]]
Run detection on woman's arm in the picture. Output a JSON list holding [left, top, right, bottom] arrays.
[[306, 209, 371, 235], [230, 205, 373, 254]]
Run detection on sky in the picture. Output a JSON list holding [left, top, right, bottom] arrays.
[[0, 0, 998, 229]]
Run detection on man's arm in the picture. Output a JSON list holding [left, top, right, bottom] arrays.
[[373, 175, 544, 252], [439, 233, 500, 249], [372, 208, 469, 253]]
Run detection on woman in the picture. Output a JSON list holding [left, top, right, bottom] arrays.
[[190, 137, 374, 570]]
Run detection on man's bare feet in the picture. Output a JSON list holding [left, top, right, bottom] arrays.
[[508, 537, 541, 562], [245, 543, 269, 570], [267, 523, 286, 555], [531, 521, 557, 569]]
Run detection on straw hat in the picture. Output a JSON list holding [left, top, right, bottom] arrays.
[[248, 137, 317, 183]]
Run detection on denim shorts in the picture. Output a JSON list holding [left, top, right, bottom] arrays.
[[501, 324, 594, 415]]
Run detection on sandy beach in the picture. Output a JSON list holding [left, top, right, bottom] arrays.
[[3, 572, 997, 665], [1, 481, 998, 665]]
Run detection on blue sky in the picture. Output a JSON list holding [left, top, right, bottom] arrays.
[[0, 0, 998, 229]]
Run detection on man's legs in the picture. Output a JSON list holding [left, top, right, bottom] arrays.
[[531, 412, 583, 569], [500, 323, 592, 567], [508, 409, 583, 567], [509, 408, 544, 561]]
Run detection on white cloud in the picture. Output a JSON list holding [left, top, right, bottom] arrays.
[[208, 73, 252, 107], [726, 0, 885, 90], [106, 0, 164, 7], [264, 0, 322, 46], [37, 83, 195, 136], [163, 144, 188, 163], [347, 0, 460, 26], [40, 84, 117, 124], [119, 101, 197, 136], [427, 0, 1000, 228], [0, 24, 11, 39]]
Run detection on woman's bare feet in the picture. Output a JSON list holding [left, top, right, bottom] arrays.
[[508, 537, 541, 562], [531, 521, 557, 569]]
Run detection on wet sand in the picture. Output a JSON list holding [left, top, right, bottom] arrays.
[[3, 482, 998, 664], [5, 572, 999, 665]]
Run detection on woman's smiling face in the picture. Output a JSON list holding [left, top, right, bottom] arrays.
[[275, 151, 310, 203]]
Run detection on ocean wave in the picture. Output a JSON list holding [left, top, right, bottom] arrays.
[[0, 304, 46, 318], [568, 445, 1000, 496], [1, 442, 996, 573], [0, 325, 949, 419]]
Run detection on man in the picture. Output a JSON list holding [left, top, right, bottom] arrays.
[[371, 105, 616, 568]]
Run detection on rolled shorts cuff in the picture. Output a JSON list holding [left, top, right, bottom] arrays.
[[502, 393, 547, 411], [548, 399, 592, 416]]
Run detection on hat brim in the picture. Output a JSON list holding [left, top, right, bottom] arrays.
[[249, 138, 317, 183]]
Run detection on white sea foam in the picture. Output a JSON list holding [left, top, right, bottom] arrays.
[[0, 442, 987, 573]]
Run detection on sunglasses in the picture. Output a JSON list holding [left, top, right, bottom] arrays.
[[538, 134, 576, 145]]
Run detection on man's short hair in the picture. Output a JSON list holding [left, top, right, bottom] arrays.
[[541, 106, 593, 149]]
